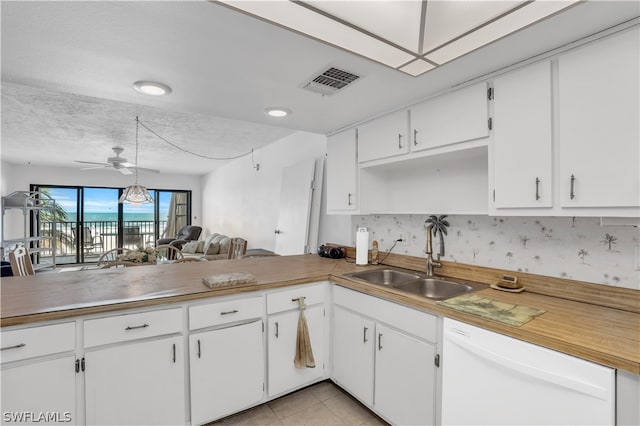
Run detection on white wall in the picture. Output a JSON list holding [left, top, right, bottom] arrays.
[[201, 131, 350, 252], [1, 161, 202, 239]]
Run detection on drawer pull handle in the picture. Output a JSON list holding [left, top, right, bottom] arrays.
[[197, 339, 201, 358], [172, 343, 176, 363], [291, 296, 306, 302], [535, 177, 541, 200], [363, 327, 368, 343], [378, 333, 383, 351], [275, 322, 279, 338], [125, 323, 149, 331], [1, 343, 26, 351], [220, 309, 238, 315]]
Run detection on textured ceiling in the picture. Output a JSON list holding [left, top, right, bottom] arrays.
[[1, 1, 638, 176], [1, 82, 294, 175]]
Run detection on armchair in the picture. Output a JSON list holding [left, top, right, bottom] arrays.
[[156, 225, 202, 250]]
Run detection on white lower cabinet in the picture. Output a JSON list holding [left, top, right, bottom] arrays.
[[332, 306, 375, 406], [1, 322, 77, 425], [189, 320, 264, 425], [267, 305, 325, 397], [1, 355, 77, 425], [84, 336, 185, 425], [332, 286, 438, 425], [375, 323, 436, 425]]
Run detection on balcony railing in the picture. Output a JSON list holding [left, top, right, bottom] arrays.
[[40, 220, 168, 263]]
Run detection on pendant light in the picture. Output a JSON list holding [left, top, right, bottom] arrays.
[[119, 117, 153, 205]]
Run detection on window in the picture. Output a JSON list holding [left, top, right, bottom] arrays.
[[32, 185, 191, 264]]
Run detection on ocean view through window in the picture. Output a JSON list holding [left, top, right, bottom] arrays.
[[31, 185, 191, 265]]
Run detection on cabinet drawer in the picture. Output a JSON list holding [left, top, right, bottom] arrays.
[[189, 296, 264, 331], [1, 322, 75, 363], [334, 285, 437, 342], [267, 283, 326, 315], [84, 308, 182, 348]]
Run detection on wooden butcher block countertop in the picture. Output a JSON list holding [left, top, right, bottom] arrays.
[[1, 254, 639, 374]]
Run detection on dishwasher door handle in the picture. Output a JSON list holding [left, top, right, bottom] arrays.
[[445, 330, 609, 401]]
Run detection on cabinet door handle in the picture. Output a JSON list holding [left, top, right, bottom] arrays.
[[413, 129, 418, 146], [275, 322, 279, 339], [220, 309, 238, 315], [535, 177, 541, 200], [1, 343, 26, 351], [172, 343, 176, 363], [363, 327, 368, 343], [348, 193, 352, 206], [378, 333, 383, 351], [398, 134, 403, 149], [570, 174, 576, 200], [197, 339, 201, 359], [125, 323, 149, 331]]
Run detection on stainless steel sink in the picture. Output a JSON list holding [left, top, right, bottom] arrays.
[[392, 278, 473, 300], [344, 269, 421, 286]]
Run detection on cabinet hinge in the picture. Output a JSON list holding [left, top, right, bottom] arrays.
[[435, 354, 440, 368], [488, 117, 493, 130], [310, 180, 315, 191], [262, 321, 265, 333], [487, 87, 494, 100], [81, 357, 86, 372], [75, 358, 80, 373]]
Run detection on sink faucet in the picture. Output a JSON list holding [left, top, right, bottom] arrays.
[[425, 224, 442, 277]]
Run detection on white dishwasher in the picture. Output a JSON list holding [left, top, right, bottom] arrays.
[[442, 318, 615, 425]]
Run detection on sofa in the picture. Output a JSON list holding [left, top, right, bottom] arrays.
[[180, 233, 240, 261]]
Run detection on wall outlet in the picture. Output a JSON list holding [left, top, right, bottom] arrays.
[[397, 233, 408, 246]]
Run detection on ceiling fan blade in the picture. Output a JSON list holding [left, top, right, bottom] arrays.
[[120, 162, 136, 168], [75, 160, 110, 166], [80, 165, 111, 171], [118, 168, 134, 175], [132, 166, 160, 174]]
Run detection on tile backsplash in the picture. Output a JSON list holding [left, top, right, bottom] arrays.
[[352, 215, 640, 290]]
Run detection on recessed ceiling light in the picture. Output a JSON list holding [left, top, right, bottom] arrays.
[[264, 107, 291, 118], [133, 81, 172, 96]]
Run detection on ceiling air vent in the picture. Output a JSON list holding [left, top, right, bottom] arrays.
[[301, 67, 360, 96]]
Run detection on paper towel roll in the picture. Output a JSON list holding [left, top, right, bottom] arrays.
[[356, 227, 369, 265]]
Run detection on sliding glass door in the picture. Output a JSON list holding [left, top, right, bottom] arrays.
[[82, 188, 118, 263], [33, 185, 191, 265]]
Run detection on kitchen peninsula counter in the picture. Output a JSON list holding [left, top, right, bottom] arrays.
[[1, 254, 639, 374]]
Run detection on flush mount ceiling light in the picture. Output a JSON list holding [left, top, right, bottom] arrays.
[[217, 0, 581, 77], [133, 81, 172, 96], [264, 107, 291, 118]]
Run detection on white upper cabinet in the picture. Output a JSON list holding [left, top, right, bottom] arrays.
[[558, 27, 639, 209], [411, 82, 490, 152], [357, 110, 409, 163], [326, 129, 357, 212], [493, 61, 553, 209]]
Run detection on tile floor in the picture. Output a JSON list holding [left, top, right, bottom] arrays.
[[210, 381, 389, 426]]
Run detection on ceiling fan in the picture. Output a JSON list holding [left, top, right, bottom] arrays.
[[75, 147, 159, 175]]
